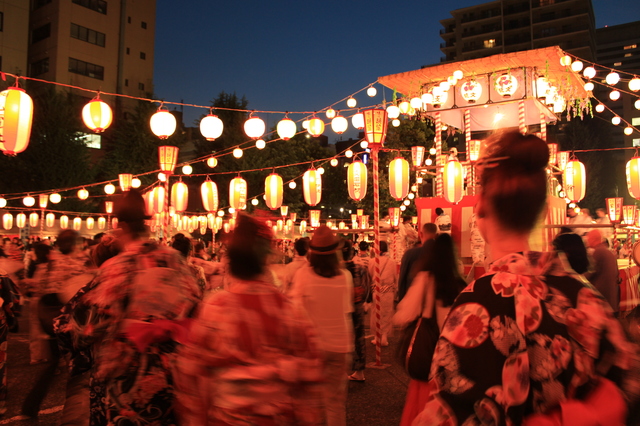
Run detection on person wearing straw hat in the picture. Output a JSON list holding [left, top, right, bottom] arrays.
[[290, 225, 354, 426]]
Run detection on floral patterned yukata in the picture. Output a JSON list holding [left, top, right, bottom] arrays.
[[59, 241, 201, 425], [414, 251, 638, 425]]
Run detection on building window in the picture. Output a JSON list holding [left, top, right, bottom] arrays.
[[128, 16, 131, 24], [625, 53, 633, 58], [126, 47, 130, 55], [634, 138, 640, 147], [141, 21, 147, 29], [30, 58, 49, 76], [614, 62, 622, 66], [71, 23, 106, 47], [125, 79, 129, 87], [33, 0, 52, 9], [76, 132, 101, 149], [541, 27, 557, 37], [140, 52, 146, 60], [138, 82, 145, 90], [484, 39, 496, 48], [32, 23, 51, 44], [624, 44, 637, 50], [632, 118, 640, 126], [72, 0, 107, 15], [69, 57, 104, 80]]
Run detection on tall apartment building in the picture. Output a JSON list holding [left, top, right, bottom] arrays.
[[0, 0, 30, 75], [28, 0, 155, 112], [596, 21, 640, 148], [439, 0, 596, 64]]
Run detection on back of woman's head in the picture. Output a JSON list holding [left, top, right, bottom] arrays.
[[479, 131, 549, 233], [92, 233, 122, 267], [341, 239, 354, 262], [227, 214, 273, 280], [34, 243, 51, 264], [171, 234, 192, 258], [56, 229, 80, 255], [428, 233, 465, 307], [552, 232, 589, 274]]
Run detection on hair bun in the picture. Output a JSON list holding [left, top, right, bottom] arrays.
[[502, 133, 549, 174]]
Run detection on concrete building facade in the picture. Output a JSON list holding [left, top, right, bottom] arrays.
[[0, 0, 30, 76]]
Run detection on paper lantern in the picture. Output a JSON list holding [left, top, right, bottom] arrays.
[[360, 215, 369, 229], [331, 115, 348, 134], [0, 198, 6, 208], [495, 74, 518, 98], [411, 146, 425, 168], [347, 160, 368, 201], [77, 188, 89, 200], [158, 146, 179, 174], [119, 174, 133, 192], [363, 109, 388, 148], [104, 183, 116, 195], [265, 173, 283, 210], [82, 98, 112, 133], [623, 205, 637, 226], [307, 117, 325, 137], [244, 115, 265, 139], [280, 206, 289, 218], [182, 165, 192, 175], [256, 139, 266, 149], [386, 105, 400, 119], [443, 159, 464, 204], [626, 157, 640, 199], [558, 151, 570, 171], [347, 97, 357, 108], [469, 140, 482, 162], [97, 216, 106, 230], [29, 212, 38, 228], [431, 86, 448, 107], [112, 217, 118, 230], [23, 195, 35, 207], [60, 215, 69, 229], [352, 111, 364, 130], [303, 168, 322, 206], [49, 193, 62, 204], [16, 213, 26, 228], [583, 67, 596, 79], [570, 60, 583, 72], [389, 207, 400, 227], [367, 87, 377, 97], [105, 201, 113, 214], [147, 186, 165, 214], [547, 143, 558, 165], [410, 97, 422, 110], [171, 181, 188, 212], [229, 176, 247, 210], [563, 159, 586, 202], [607, 197, 623, 222], [461, 80, 482, 103], [629, 78, 640, 92], [3, 213, 13, 230], [277, 117, 296, 140], [73, 217, 82, 231], [0, 87, 34, 155], [150, 107, 177, 139], [560, 55, 572, 66], [309, 210, 321, 228], [388, 157, 410, 201], [200, 180, 219, 212], [37, 194, 48, 208], [398, 101, 410, 115], [207, 156, 218, 168], [325, 108, 336, 119], [46, 213, 55, 228], [606, 72, 620, 86], [86, 217, 95, 230], [200, 114, 224, 141]]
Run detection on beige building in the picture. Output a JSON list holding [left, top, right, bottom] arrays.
[[0, 0, 30, 75], [28, 0, 155, 116], [439, 0, 596, 63]]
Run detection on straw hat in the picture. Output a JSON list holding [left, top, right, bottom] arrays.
[[309, 225, 342, 254]]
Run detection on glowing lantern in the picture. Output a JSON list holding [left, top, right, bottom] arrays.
[[0, 87, 34, 155], [421, 93, 433, 104], [363, 109, 388, 148], [367, 87, 377, 97], [325, 108, 336, 119], [200, 114, 224, 141], [50, 193, 61, 204], [345, 150, 353, 158], [443, 159, 464, 204], [610, 90, 621, 101], [97, 216, 106, 230], [118, 173, 133, 192], [431, 86, 448, 107], [547, 143, 558, 165], [626, 157, 640, 199], [105, 201, 113, 214], [461, 80, 482, 103], [636, 100, 640, 110], [77, 188, 89, 200], [170, 182, 189, 213], [3, 213, 13, 230], [330, 158, 339, 167], [606, 72, 620, 86], [104, 183, 116, 195], [536, 77, 550, 97], [612, 116, 621, 125], [607, 197, 623, 222], [147, 186, 165, 214], [623, 205, 637, 226], [563, 159, 586, 202], [277, 117, 296, 140], [560, 55, 572, 66], [16, 213, 26, 228], [303, 168, 322, 206], [495, 74, 518, 98], [469, 140, 482, 162], [558, 152, 570, 171], [410, 97, 422, 110], [229, 176, 247, 210], [36, 194, 47, 209], [289, 181, 296, 189], [389, 157, 410, 201], [307, 117, 325, 137], [398, 101, 411, 115], [331, 115, 348, 134], [73, 217, 82, 231], [150, 107, 177, 139], [338, 221, 346, 229], [629, 78, 640, 92], [86, 217, 95, 230], [583, 67, 596, 79], [386, 105, 400, 119], [112, 218, 118, 230], [347, 160, 368, 201], [256, 139, 266, 149], [0, 198, 5, 208], [207, 156, 218, 168], [309, 210, 321, 228], [200, 180, 219, 212], [584, 82, 594, 92], [360, 215, 369, 229], [60, 215, 69, 229], [347, 98, 357, 108], [29, 212, 38, 228], [243, 115, 265, 139], [595, 104, 605, 113], [158, 146, 179, 174], [82, 98, 112, 133], [233, 148, 243, 158], [625, 127, 634, 136], [23, 195, 35, 207], [46, 213, 55, 228], [411, 146, 425, 168], [389, 207, 400, 228], [570, 60, 583, 72], [352, 112, 364, 130], [265, 173, 283, 210]]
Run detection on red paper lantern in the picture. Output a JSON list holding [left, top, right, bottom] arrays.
[[563, 159, 586, 202], [2, 213, 13, 230], [347, 160, 368, 201], [388, 157, 409, 201], [229, 176, 247, 210], [443, 159, 464, 204], [82, 98, 113, 133], [200, 180, 219, 212], [303, 167, 322, 206], [119, 173, 133, 192], [0, 87, 34, 155], [171, 181, 189, 212], [265, 173, 283, 210], [626, 157, 640, 199], [29, 212, 39, 228], [388, 207, 400, 227], [362, 109, 388, 148], [158, 146, 179, 174], [16, 213, 26, 228]]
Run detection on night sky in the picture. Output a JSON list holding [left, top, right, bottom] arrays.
[[153, 0, 640, 137]]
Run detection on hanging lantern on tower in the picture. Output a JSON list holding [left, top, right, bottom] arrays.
[[443, 159, 464, 204], [468, 140, 482, 162], [200, 113, 224, 141], [150, 106, 177, 139], [309, 210, 321, 228], [347, 160, 368, 201], [558, 151, 570, 171], [105, 201, 113, 214], [82, 96, 113, 133], [97, 216, 106, 230], [229, 176, 247, 210], [563, 159, 586, 202], [460, 79, 483, 103], [363, 109, 388, 148], [158, 146, 179, 174], [0, 86, 34, 155], [494, 73, 518, 98], [200, 179, 219, 212], [171, 181, 188, 212], [265, 172, 283, 210], [388, 157, 410, 201], [607, 197, 623, 223], [303, 167, 322, 206], [411, 146, 425, 168], [244, 114, 265, 139], [626, 157, 640, 199], [388, 207, 401, 228], [547, 143, 558, 166], [276, 116, 296, 140], [119, 173, 133, 192], [623, 205, 637, 226]]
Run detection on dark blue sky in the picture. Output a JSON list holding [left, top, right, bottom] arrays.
[[154, 0, 640, 136]]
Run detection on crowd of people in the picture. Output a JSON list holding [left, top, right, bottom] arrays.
[[0, 130, 639, 425]]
